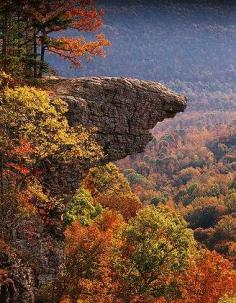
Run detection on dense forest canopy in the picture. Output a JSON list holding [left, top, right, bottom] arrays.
[[0, 1, 235, 302]]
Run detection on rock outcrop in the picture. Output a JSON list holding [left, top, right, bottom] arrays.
[[43, 77, 187, 195], [1, 77, 187, 302], [49, 77, 187, 162], [0, 240, 35, 302]]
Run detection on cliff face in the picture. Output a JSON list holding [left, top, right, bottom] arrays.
[[50, 77, 187, 162], [43, 77, 187, 195], [1, 77, 187, 302]]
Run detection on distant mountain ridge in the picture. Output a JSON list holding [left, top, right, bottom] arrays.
[[48, 0, 236, 113]]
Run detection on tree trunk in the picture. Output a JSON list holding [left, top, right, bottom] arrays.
[[38, 30, 46, 78], [2, 14, 8, 72], [33, 31, 37, 78], [0, 154, 4, 206]]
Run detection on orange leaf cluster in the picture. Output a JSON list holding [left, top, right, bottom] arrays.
[[58, 211, 125, 302], [66, 7, 104, 31], [174, 250, 236, 303], [49, 34, 110, 67]]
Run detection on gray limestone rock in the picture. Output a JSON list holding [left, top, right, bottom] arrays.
[[49, 77, 187, 162], [42, 77, 187, 195]]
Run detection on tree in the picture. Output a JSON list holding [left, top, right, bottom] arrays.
[[176, 167, 201, 186], [193, 227, 216, 248], [64, 187, 103, 226], [0, 0, 110, 77], [0, 78, 102, 179], [83, 164, 142, 220], [216, 215, 236, 242], [175, 183, 200, 206], [224, 193, 236, 213], [83, 163, 131, 196], [184, 197, 227, 229], [0, 74, 102, 239], [218, 297, 236, 303], [175, 250, 236, 303], [50, 210, 125, 303], [113, 206, 195, 303]]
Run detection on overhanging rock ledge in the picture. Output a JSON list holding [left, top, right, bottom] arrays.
[[48, 77, 187, 163], [2, 77, 187, 303]]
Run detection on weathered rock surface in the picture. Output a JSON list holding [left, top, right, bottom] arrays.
[[0, 77, 187, 302], [0, 240, 35, 302], [43, 77, 187, 195], [49, 77, 187, 162]]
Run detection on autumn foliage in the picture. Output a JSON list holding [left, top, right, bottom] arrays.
[[0, 3, 236, 302], [175, 250, 236, 303], [83, 164, 142, 220], [0, 71, 102, 250], [0, 0, 110, 77]]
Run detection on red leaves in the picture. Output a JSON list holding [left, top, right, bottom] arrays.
[[175, 250, 236, 303], [49, 34, 110, 68], [0, 1, 109, 77], [65, 210, 123, 256], [5, 163, 30, 176], [28, 0, 110, 69], [96, 193, 141, 221], [59, 211, 124, 302], [4, 139, 35, 176], [13, 139, 34, 156], [66, 6, 104, 32]]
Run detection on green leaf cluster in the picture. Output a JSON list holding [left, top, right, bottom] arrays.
[[64, 187, 103, 226]]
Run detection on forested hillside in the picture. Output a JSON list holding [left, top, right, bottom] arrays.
[[119, 121, 236, 263], [0, 1, 235, 302], [49, 1, 236, 299]]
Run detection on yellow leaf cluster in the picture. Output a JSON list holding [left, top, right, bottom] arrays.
[[0, 85, 103, 165]]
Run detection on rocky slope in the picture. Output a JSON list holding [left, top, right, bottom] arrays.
[[1, 77, 187, 302]]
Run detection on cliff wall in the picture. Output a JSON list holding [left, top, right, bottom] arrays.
[[0, 77, 187, 302]]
